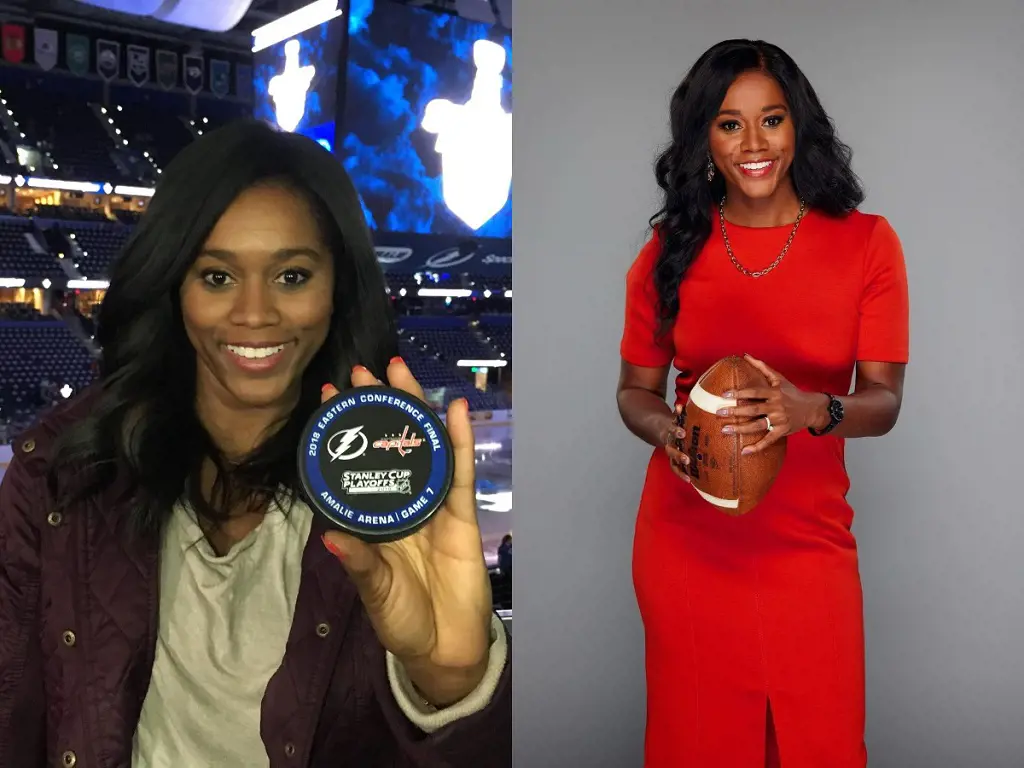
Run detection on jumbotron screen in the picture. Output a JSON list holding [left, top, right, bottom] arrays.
[[341, 0, 513, 239], [252, 2, 345, 150]]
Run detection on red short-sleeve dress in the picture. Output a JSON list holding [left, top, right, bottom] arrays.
[[620, 207, 910, 768]]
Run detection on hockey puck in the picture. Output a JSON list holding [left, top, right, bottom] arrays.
[[298, 386, 455, 542]]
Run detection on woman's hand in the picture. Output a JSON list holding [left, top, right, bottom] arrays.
[[715, 354, 828, 455], [663, 404, 691, 484], [321, 358, 493, 708]]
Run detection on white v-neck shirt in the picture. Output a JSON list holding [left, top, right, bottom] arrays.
[[130, 498, 507, 767]]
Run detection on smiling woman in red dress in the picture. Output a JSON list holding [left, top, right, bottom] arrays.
[[616, 40, 910, 767]]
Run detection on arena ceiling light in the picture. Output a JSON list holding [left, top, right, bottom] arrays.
[[457, 359, 508, 368], [114, 185, 155, 197], [26, 178, 102, 193], [251, 0, 343, 53], [418, 288, 473, 298], [67, 279, 111, 290]]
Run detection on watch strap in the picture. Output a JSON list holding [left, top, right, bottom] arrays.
[[808, 393, 841, 436]]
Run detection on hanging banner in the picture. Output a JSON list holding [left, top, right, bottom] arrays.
[[34, 28, 58, 71], [127, 44, 150, 86], [182, 54, 204, 94], [2, 24, 25, 64], [210, 59, 230, 98], [156, 49, 177, 89], [236, 63, 252, 103], [66, 33, 89, 75], [96, 39, 120, 81]]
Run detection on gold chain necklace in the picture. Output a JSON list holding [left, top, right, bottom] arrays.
[[719, 198, 807, 279]]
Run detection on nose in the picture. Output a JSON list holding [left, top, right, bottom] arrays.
[[229, 280, 280, 328], [740, 123, 769, 153]]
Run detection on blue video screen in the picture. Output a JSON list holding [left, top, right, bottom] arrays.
[[252, 14, 344, 151], [342, 0, 512, 239]]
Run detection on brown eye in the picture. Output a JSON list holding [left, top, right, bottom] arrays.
[[276, 269, 311, 287], [201, 270, 234, 288]]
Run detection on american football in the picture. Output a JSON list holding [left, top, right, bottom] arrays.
[[677, 355, 786, 515]]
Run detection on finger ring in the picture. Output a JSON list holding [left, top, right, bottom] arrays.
[[764, 415, 774, 432]]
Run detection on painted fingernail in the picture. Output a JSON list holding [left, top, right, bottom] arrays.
[[717, 408, 730, 416], [321, 383, 333, 394], [741, 447, 753, 455], [722, 391, 734, 399], [390, 356, 404, 366], [722, 425, 734, 434], [352, 364, 369, 373], [321, 534, 344, 560]]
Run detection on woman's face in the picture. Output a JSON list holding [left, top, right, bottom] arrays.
[[180, 183, 335, 413], [708, 70, 796, 202]]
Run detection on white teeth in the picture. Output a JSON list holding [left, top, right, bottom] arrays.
[[741, 161, 773, 170], [226, 344, 285, 359]]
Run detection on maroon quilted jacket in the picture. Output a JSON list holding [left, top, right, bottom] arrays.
[[0, 393, 511, 768]]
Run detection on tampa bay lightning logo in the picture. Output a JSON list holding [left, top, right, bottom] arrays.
[[326, 426, 369, 461], [421, 39, 511, 231], [268, 38, 315, 133]]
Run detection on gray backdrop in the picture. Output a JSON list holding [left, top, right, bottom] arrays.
[[512, 0, 1024, 766]]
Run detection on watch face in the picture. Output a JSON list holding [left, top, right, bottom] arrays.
[[831, 398, 844, 421]]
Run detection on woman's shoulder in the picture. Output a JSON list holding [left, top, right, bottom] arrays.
[[811, 208, 902, 256], [816, 207, 897, 237], [626, 225, 664, 277], [8, 383, 103, 473]]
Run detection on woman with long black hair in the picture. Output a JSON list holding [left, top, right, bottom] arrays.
[[617, 40, 909, 766], [0, 120, 509, 766]]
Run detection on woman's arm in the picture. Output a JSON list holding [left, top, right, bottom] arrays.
[[615, 361, 675, 448], [807, 361, 906, 439], [720, 356, 908, 454], [0, 451, 47, 768], [357, 610, 511, 767]]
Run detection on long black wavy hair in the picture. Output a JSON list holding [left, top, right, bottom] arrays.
[[650, 39, 864, 321], [48, 119, 398, 540]]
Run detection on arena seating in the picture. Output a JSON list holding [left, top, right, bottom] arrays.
[[2, 78, 127, 182], [0, 320, 95, 438], [61, 223, 131, 280], [400, 315, 497, 362], [109, 100, 193, 174], [478, 314, 512, 359], [0, 218, 63, 279], [0, 302, 42, 321]]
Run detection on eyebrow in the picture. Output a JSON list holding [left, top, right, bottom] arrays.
[[717, 104, 789, 116], [197, 247, 325, 263]]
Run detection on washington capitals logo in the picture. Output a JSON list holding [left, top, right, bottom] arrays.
[[373, 426, 425, 457], [327, 426, 369, 462]]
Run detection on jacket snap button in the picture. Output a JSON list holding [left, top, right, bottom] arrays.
[[21, 438, 35, 453], [62, 630, 76, 647], [315, 622, 330, 638], [47, 511, 63, 527], [61, 750, 77, 767], [284, 742, 296, 757]]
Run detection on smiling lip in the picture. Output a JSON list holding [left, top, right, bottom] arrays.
[[221, 342, 293, 374], [737, 159, 776, 178]]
